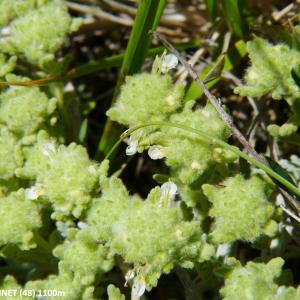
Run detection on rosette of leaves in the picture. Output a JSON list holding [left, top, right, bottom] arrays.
[[0, 190, 41, 250], [220, 257, 300, 300], [87, 177, 214, 291], [0, 76, 57, 137], [145, 102, 235, 184], [108, 62, 235, 184], [0, 0, 82, 72], [32, 143, 101, 220], [25, 270, 96, 300], [234, 36, 300, 142], [53, 228, 114, 286], [0, 0, 49, 27], [107, 71, 185, 127], [0, 127, 23, 180], [202, 174, 278, 244]]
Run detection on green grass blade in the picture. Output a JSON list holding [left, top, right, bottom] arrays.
[[79, 118, 88, 144], [291, 68, 300, 89], [184, 40, 247, 102], [221, 0, 250, 37], [264, 156, 300, 201], [117, 0, 167, 87], [203, 54, 225, 83], [205, 0, 218, 23]]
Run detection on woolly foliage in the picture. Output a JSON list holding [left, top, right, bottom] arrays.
[[36, 143, 100, 219], [86, 176, 215, 290], [0, 0, 48, 27], [235, 37, 300, 139], [0, 127, 22, 179], [149, 102, 234, 184], [221, 258, 300, 300], [0, 190, 41, 250], [107, 72, 185, 126], [25, 270, 95, 300], [87, 176, 131, 242], [54, 229, 114, 285], [107, 284, 125, 300], [0, 54, 17, 76], [235, 38, 300, 101], [203, 175, 277, 243], [108, 65, 234, 184], [0, 80, 56, 136], [0, 0, 81, 70]]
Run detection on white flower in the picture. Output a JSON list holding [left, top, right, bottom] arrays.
[[270, 238, 280, 250], [131, 277, 146, 298], [166, 95, 175, 106], [161, 53, 178, 73], [25, 187, 39, 200], [88, 165, 98, 176], [25, 186, 45, 200], [126, 137, 138, 156], [125, 269, 135, 287], [216, 243, 232, 257], [1, 26, 11, 36], [161, 181, 177, 201], [148, 145, 165, 160], [285, 224, 294, 235], [77, 221, 88, 230], [64, 82, 74, 92], [56, 221, 69, 238], [191, 161, 201, 170], [275, 286, 286, 296]]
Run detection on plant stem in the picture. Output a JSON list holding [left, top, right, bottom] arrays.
[[105, 122, 300, 200]]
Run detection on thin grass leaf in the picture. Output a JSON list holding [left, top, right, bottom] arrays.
[[116, 0, 167, 89], [203, 53, 225, 84], [221, 0, 250, 37], [184, 40, 247, 101], [205, 0, 218, 23], [79, 118, 88, 144], [265, 156, 300, 202], [291, 68, 300, 89]]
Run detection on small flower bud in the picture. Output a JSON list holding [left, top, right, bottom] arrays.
[[161, 181, 177, 201], [125, 269, 135, 287], [25, 186, 45, 200], [216, 243, 232, 257], [56, 221, 69, 238], [132, 277, 146, 298], [161, 54, 178, 73], [25, 187, 39, 200], [148, 145, 165, 160], [126, 137, 138, 156], [77, 221, 88, 230]]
